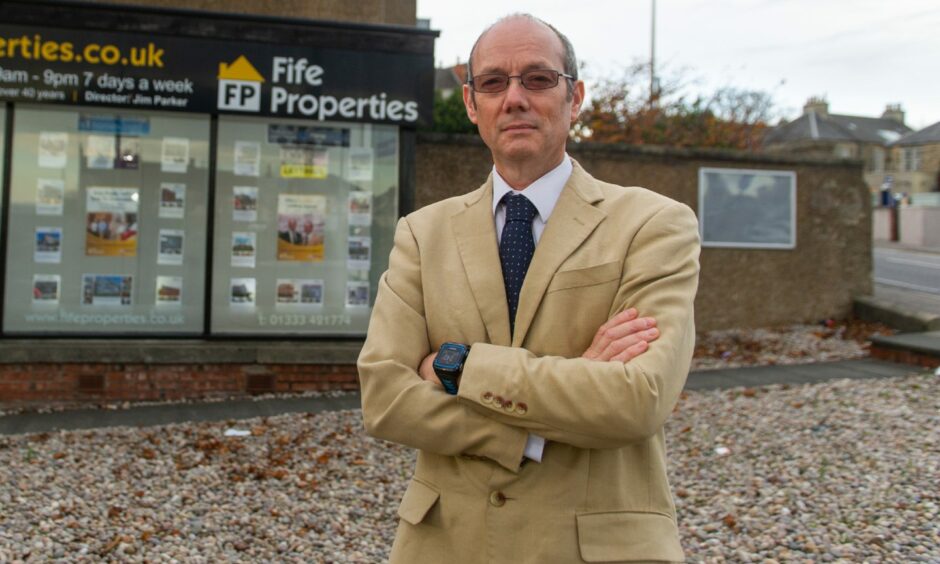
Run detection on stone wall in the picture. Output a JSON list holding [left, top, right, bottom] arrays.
[[83, 0, 417, 26], [416, 133, 873, 331]]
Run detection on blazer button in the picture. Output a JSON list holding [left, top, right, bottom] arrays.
[[515, 402, 528, 415], [502, 399, 514, 411], [482, 392, 493, 404], [489, 491, 506, 507], [493, 396, 504, 408]]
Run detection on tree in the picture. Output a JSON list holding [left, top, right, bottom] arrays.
[[574, 62, 775, 151], [426, 89, 477, 135]]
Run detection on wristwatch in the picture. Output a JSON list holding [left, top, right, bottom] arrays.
[[433, 342, 470, 395]]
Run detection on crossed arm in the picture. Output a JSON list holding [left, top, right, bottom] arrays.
[[358, 201, 700, 472], [417, 307, 660, 384]]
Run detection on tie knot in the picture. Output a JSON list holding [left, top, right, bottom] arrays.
[[503, 193, 538, 223]]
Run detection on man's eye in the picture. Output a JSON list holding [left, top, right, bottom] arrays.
[[480, 75, 506, 89], [525, 71, 555, 87]]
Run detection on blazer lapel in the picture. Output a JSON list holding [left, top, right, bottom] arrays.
[[452, 179, 512, 347], [512, 163, 606, 346]]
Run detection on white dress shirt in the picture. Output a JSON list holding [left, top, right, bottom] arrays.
[[491, 155, 573, 462]]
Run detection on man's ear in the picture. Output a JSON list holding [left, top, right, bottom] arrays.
[[463, 84, 479, 124], [569, 80, 585, 122]]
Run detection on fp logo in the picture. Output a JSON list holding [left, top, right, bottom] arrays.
[[218, 55, 264, 112]]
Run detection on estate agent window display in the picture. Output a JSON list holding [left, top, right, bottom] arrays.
[[2, 104, 211, 335], [210, 114, 399, 336]]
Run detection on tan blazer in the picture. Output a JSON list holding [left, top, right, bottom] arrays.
[[358, 160, 700, 563]]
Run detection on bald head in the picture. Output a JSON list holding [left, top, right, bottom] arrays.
[[467, 13, 578, 99]]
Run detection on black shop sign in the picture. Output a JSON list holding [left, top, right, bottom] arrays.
[[0, 24, 433, 126]]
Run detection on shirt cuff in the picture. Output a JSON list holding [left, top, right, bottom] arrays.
[[523, 434, 545, 463]]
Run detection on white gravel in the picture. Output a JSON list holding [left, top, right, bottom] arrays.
[[1, 372, 936, 562]]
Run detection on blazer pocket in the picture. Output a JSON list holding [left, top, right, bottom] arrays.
[[547, 260, 621, 293], [576, 511, 684, 563], [397, 479, 440, 525]]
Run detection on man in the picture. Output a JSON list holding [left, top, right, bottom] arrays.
[[358, 14, 699, 563]]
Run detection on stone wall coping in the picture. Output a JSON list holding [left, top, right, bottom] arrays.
[[416, 132, 865, 168], [0, 339, 364, 365]]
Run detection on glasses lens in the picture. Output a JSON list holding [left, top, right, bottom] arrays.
[[474, 74, 509, 93], [522, 70, 559, 90]]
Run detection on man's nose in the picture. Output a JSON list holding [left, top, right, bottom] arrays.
[[501, 77, 530, 110]]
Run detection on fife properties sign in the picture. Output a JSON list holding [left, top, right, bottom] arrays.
[[0, 24, 433, 126]]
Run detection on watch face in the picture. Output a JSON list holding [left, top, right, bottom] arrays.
[[438, 348, 463, 366]]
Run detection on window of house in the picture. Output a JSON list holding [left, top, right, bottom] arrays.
[[903, 147, 922, 172], [698, 168, 797, 249], [871, 147, 885, 172], [2, 105, 211, 335]]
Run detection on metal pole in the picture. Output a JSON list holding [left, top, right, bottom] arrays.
[[650, 0, 657, 106]]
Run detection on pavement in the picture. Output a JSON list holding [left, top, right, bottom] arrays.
[[0, 358, 928, 436]]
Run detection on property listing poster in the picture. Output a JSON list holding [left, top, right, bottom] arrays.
[[32, 274, 61, 305], [81, 274, 133, 306], [161, 137, 190, 173], [230, 277, 256, 307], [233, 186, 258, 222], [346, 148, 374, 182], [85, 187, 139, 257], [159, 183, 186, 219], [279, 145, 328, 179], [347, 191, 372, 226], [34, 227, 62, 264], [85, 134, 116, 169], [115, 137, 141, 169], [345, 281, 370, 308], [157, 229, 184, 265], [276, 194, 326, 262], [231, 232, 257, 268], [276, 278, 324, 306], [36, 179, 65, 216], [38, 132, 68, 168], [233, 141, 261, 177], [155, 275, 183, 305], [347, 236, 371, 271]]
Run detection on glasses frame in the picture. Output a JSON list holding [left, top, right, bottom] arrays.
[[468, 69, 576, 94]]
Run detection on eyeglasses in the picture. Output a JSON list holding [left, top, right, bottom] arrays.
[[468, 69, 575, 93]]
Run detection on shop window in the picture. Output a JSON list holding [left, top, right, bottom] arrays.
[[0, 106, 5, 244], [2, 105, 210, 334], [698, 167, 796, 249], [210, 115, 398, 335]]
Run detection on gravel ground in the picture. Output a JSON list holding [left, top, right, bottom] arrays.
[[1, 372, 936, 562]]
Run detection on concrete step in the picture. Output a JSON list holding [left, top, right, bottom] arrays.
[[854, 295, 940, 333], [870, 331, 940, 368]]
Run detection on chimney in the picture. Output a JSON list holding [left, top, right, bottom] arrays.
[[803, 96, 829, 118], [882, 104, 905, 125]]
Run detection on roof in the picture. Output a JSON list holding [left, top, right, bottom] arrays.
[[894, 120, 940, 146], [765, 111, 911, 146], [434, 63, 468, 91]]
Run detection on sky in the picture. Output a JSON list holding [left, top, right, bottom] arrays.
[[417, 0, 939, 130]]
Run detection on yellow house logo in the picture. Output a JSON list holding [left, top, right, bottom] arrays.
[[218, 56, 265, 112]]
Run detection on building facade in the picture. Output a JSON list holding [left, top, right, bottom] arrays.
[[763, 98, 912, 195]]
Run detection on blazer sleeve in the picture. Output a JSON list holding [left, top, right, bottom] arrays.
[[357, 217, 529, 472], [456, 202, 701, 450]]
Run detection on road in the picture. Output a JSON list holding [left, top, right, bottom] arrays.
[[873, 246, 940, 295]]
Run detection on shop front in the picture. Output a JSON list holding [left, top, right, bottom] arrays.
[[0, 0, 435, 403]]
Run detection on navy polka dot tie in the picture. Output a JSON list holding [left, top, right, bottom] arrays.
[[499, 193, 538, 334]]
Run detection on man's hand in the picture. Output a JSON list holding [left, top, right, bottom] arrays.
[[418, 352, 440, 384], [582, 308, 658, 362]]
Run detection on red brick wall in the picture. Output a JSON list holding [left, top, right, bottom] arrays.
[[0, 363, 359, 405], [870, 346, 940, 369]]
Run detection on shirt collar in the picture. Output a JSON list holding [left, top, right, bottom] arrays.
[[491, 155, 573, 222]]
